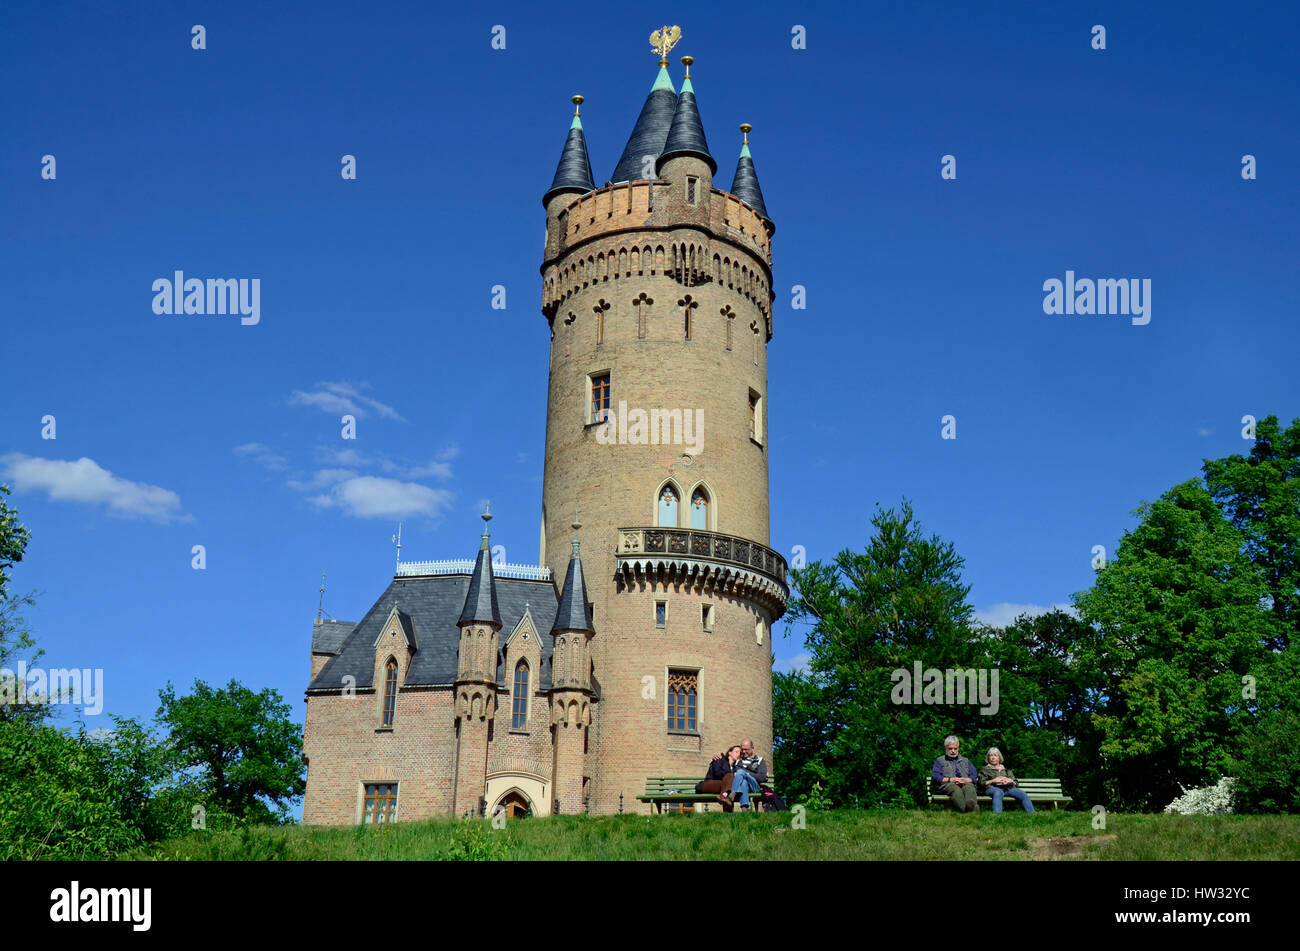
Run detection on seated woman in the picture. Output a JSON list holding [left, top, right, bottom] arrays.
[[978, 748, 1037, 814], [696, 745, 740, 811]]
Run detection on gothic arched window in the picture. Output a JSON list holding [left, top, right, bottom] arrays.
[[381, 657, 398, 727], [690, 487, 709, 530], [512, 661, 529, 729], [658, 484, 679, 527]]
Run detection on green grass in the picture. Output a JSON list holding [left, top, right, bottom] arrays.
[[127, 808, 1300, 861]]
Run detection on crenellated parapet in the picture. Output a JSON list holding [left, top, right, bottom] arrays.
[[541, 183, 775, 332], [545, 182, 772, 265]]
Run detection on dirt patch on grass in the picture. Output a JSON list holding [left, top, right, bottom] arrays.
[[1028, 834, 1116, 860]]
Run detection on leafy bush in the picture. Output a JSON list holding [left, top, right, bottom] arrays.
[[445, 819, 507, 860], [1234, 712, 1300, 814], [0, 718, 142, 859]]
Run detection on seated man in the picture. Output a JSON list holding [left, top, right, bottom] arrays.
[[932, 735, 979, 813], [697, 745, 740, 810], [726, 738, 768, 811]]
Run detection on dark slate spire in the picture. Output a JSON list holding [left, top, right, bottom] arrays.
[[552, 527, 594, 634], [543, 95, 596, 207], [458, 509, 502, 627], [610, 63, 677, 184], [656, 57, 716, 175], [730, 123, 769, 221]]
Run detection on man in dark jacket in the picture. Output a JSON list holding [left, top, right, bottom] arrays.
[[932, 735, 979, 812]]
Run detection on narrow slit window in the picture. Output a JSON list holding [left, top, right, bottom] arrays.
[[381, 657, 398, 727]]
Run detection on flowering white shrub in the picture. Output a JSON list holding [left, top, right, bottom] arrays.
[[1163, 776, 1237, 815]]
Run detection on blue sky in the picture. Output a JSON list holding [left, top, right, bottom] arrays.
[[2, 0, 1297, 739]]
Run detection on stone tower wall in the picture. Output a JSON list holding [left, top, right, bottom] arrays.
[[540, 164, 783, 813]]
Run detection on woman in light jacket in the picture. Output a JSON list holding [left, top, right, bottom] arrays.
[[977, 748, 1037, 813]]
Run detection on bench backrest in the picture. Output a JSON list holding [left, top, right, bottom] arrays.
[[642, 778, 705, 795], [927, 777, 1066, 797], [642, 776, 777, 795]]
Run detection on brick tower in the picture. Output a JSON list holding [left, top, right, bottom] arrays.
[[539, 31, 787, 813]]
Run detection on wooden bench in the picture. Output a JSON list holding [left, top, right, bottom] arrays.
[[926, 777, 1073, 810], [637, 776, 775, 814]]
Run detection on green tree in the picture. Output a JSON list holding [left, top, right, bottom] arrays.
[[775, 501, 983, 807], [981, 609, 1108, 805], [1203, 415, 1300, 649], [0, 484, 31, 602], [0, 484, 49, 726], [1073, 480, 1274, 810], [0, 718, 143, 859], [157, 679, 305, 822], [1233, 709, 1300, 813]]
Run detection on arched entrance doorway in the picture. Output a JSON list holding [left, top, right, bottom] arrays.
[[497, 791, 532, 818]]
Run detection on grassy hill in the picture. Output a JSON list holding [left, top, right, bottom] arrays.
[[131, 809, 1300, 861]]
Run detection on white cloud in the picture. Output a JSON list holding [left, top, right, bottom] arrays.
[[286, 468, 358, 492], [1197, 428, 1213, 437], [0, 453, 188, 523], [314, 446, 452, 480], [315, 447, 365, 466], [288, 381, 405, 421], [973, 602, 1076, 628], [774, 652, 811, 674], [399, 459, 454, 479], [308, 476, 453, 520], [233, 442, 288, 471]]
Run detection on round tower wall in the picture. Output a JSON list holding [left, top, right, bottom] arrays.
[[540, 180, 779, 814]]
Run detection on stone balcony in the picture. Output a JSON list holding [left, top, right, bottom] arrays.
[[615, 527, 788, 616]]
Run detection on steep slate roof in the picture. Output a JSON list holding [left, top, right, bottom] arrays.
[[552, 540, 594, 634], [542, 107, 595, 206], [311, 619, 355, 655], [610, 65, 678, 183], [657, 74, 716, 174], [730, 136, 769, 221], [458, 533, 502, 626], [308, 574, 560, 692]]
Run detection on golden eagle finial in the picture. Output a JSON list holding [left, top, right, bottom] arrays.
[[650, 26, 682, 66]]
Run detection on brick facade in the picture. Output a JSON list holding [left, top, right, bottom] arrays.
[[302, 61, 783, 823]]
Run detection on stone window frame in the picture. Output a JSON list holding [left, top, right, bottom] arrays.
[[666, 667, 700, 734], [655, 600, 667, 629], [655, 478, 682, 527], [380, 656, 398, 728], [586, 369, 611, 427], [361, 782, 398, 824], [687, 480, 715, 531], [701, 603, 715, 633], [511, 660, 530, 730], [749, 388, 764, 446]]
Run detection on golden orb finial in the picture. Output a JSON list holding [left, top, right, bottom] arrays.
[[681, 54, 694, 78], [740, 123, 752, 145], [572, 94, 584, 116]]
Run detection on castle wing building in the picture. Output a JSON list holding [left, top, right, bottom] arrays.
[[303, 34, 783, 821]]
